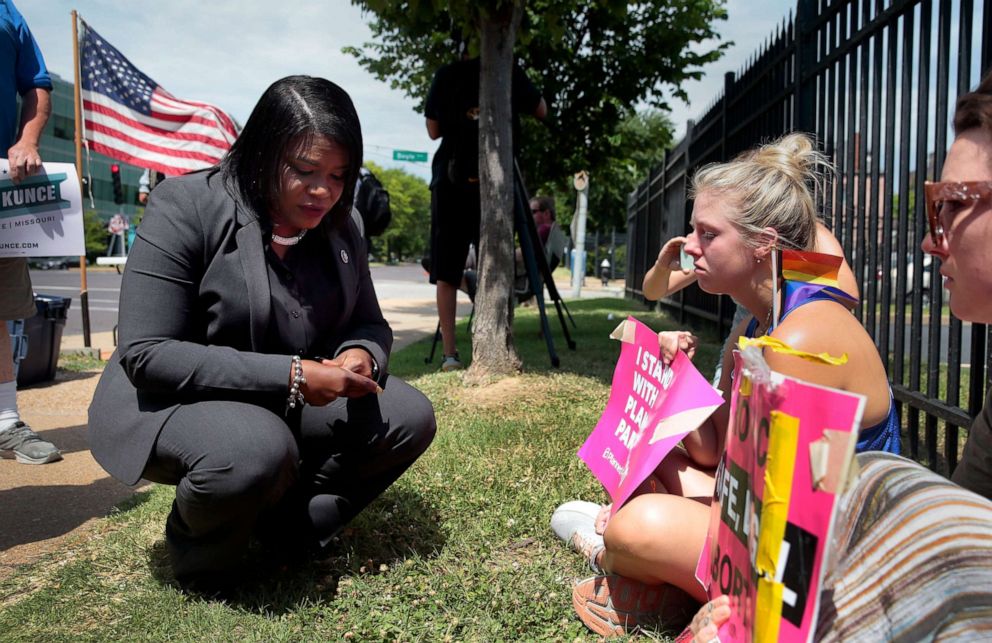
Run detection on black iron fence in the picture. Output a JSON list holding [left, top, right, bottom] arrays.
[[626, 0, 992, 476], [566, 230, 629, 280]]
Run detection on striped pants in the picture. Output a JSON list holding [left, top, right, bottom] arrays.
[[816, 453, 992, 641]]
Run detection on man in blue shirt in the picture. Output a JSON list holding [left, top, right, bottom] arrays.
[[0, 0, 60, 464]]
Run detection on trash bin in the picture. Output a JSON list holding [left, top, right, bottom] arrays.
[[15, 294, 71, 387]]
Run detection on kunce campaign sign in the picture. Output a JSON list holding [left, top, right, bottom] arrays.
[[695, 337, 865, 643], [578, 317, 724, 513], [0, 160, 85, 258]]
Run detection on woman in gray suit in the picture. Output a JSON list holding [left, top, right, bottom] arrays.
[[88, 76, 436, 593]]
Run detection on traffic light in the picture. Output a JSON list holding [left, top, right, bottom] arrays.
[[111, 163, 123, 205]]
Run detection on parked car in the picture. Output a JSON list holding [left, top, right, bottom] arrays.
[[889, 253, 932, 298], [27, 256, 80, 270]]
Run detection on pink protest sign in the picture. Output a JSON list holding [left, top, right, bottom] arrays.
[[578, 317, 724, 512], [695, 343, 865, 643]]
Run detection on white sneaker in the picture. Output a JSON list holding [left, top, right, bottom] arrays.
[[551, 500, 604, 572], [440, 355, 463, 372]]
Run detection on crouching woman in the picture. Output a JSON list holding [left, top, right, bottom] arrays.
[[88, 76, 436, 592]]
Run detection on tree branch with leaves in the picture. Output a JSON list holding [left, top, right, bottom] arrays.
[[347, 0, 728, 375]]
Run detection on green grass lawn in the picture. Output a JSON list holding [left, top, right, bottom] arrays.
[[0, 299, 723, 642]]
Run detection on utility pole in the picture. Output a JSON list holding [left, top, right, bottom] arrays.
[[570, 171, 589, 298]]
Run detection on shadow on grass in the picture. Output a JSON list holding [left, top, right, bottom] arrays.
[[145, 486, 444, 615], [110, 487, 157, 513], [391, 297, 724, 386]]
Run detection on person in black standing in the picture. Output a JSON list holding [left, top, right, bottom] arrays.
[[424, 40, 546, 371]]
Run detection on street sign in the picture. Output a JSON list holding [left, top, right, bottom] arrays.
[[393, 150, 428, 163]]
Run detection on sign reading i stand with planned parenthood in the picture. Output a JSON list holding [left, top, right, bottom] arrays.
[[0, 160, 84, 258], [393, 150, 428, 162], [578, 317, 725, 515]]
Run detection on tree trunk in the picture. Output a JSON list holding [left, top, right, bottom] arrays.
[[470, 2, 524, 378]]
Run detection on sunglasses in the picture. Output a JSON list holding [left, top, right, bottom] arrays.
[[531, 207, 545, 214], [924, 180, 992, 245]]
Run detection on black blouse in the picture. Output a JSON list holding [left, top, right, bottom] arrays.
[[263, 231, 341, 358]]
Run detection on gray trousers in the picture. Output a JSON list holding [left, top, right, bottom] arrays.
[[141, 374, 436, 580]]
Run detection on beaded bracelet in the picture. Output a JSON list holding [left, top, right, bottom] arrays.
[[287, 355, 307, 409]]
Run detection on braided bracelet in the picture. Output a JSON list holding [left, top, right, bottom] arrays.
[[287, 355, 307, 409]]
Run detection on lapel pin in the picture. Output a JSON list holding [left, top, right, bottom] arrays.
[[340, 249, 349, 264]]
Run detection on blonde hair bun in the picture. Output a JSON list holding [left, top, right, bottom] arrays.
[[749, 133, 825, 186], [690, 133, 834, 251]]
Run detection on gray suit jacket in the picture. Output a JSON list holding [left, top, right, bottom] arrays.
[[88, 170, 392, 485]]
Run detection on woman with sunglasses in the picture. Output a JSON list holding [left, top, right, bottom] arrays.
[[681, 70, 992, 643], [924, 72, 992, 500], [529, 196, 556, 245]]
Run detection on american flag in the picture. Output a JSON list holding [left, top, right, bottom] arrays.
[[79, 21, 239, 176]]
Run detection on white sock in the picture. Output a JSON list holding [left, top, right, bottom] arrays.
[[0, 380, 19, 433]]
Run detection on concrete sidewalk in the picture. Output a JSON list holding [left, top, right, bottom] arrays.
[[57, 296, 472, 357], [1, 276, 623, 579]]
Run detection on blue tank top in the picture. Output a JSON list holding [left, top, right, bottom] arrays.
[[744, 297, 901, 455]]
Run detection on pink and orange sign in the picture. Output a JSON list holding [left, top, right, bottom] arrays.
[[695, 341, 865, 642], [578, 317, 724, 512]]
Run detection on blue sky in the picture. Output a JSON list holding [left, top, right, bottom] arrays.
[[20, 0, 793, 183]]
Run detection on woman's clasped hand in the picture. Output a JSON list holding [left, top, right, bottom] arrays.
[[300, 350, 382, 405]]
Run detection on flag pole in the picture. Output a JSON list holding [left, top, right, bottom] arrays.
[[771, 249, 780, 332], [71, 10, 91, 349]]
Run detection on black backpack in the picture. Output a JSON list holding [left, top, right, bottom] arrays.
[[354, 168, 392, 237]]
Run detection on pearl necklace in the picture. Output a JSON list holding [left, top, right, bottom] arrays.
[[271, 228, 307, 246]]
